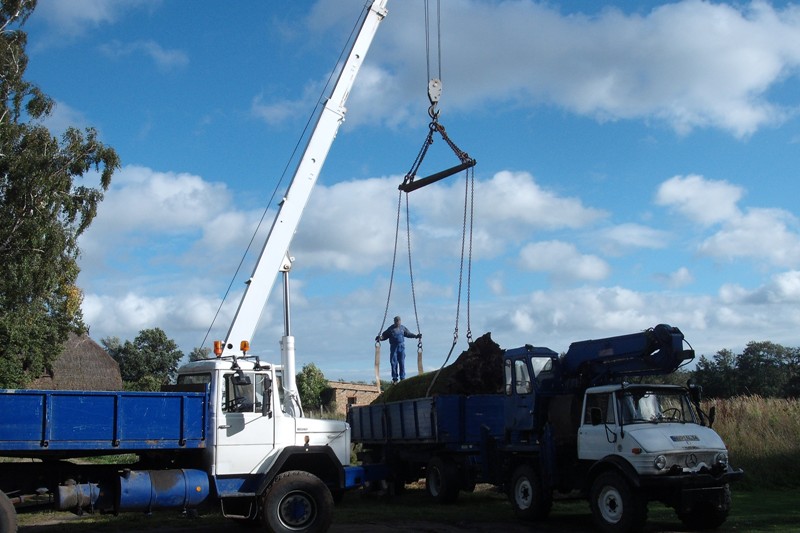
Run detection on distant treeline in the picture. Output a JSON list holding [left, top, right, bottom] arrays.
[[652, 341, 799, 399]]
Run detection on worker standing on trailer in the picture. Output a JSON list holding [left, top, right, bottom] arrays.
[[376, 316, 421, 383]]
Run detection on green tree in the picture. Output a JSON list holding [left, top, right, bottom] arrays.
[[0, 0, 120, 387], [102, 328, 183, 391], [296, 363, 328, 410], [693, 349, 739, 398], [736, 341, 796, 397], [189, 346, 211, 362]]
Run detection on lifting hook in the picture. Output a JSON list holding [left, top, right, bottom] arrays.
[[427, 78, 442, 120]]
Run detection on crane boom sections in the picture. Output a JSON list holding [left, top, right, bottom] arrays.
[[221, 0, 388, 357]]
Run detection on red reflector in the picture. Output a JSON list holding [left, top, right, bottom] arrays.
[[631, 448, 642, 455]]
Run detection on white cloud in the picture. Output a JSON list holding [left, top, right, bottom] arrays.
[[654, 266, 694, 289], [596, 223, 671, 254], [327, 0, 800, 137], [654, 174, 800, 268], [698, 208, 800, 267], [519, 240, 610, 282], [39, 100, 91, 137], [476, 171, 607, 229], [721, 270, 800, 305], [95, 165, 229, 232], [99, 40, 188, 71], [655, 174, 743, 226], [34, 0, 158, 37]]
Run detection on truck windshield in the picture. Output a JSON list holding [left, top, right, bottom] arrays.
[[618, 388, 696, 424]]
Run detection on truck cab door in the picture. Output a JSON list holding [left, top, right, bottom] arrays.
[[214, 370, 277, 477], [577, 391, 618, 460], [504, 358, 535, 437]]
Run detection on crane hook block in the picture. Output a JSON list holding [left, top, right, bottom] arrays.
[[399, 158, 477, 193], [428, 78, 442, 105]]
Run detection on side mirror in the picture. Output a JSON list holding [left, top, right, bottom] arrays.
[[232, 370, 251, 386], [687, 379, 703, 403], [708, 405, 716, 428], [590, 407, 602, 426]]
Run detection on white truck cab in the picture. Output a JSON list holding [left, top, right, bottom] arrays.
[[177, 358, 351, 480], [579, 384, 729, 476]]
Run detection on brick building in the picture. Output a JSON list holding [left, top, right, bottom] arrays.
[[325, 381, 380, 415]]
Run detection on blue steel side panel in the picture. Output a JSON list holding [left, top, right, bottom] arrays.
[[369, 403, 384, 440], [351, 395, 505, 448], [464, 395, 504, 444], [432, 396, 463, 443], [0, 389, 207, 454], [0, 393, 46, 442]]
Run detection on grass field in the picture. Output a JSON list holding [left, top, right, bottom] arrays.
[[709, 396, 800, 489], [17, 486, 800, 532]]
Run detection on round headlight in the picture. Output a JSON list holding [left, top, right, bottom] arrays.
[[654, 455, 667, 470], [715, 452, 729, 467]]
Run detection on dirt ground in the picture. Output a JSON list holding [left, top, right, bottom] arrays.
[[19, 517, 586, 533]]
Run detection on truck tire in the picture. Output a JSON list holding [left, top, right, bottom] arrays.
[[508, 464, 552, 521], [426, 457, 459, 504], [0, 490, 16, 533], [589, 471, 647, 533], [262, 470, 333, 533], [677, 484, 731, 530]]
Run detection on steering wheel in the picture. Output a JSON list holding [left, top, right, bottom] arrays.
[[227, 396, 247, 412], [660, 407, 681, 421]]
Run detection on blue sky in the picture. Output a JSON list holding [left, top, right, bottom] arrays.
[[22, 0, 800, 382]]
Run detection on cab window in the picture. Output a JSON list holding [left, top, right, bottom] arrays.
[[177, 373, 211, 387], [222, 371, 261, 413], [514, 360, 532, 394], [584, 392, 616, 424], [504, 359, 513, 395]]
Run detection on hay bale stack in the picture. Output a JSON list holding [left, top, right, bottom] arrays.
[[374, 332, 504, 403]]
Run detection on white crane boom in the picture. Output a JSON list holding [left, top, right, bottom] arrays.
[[220, 1, 388, 376]]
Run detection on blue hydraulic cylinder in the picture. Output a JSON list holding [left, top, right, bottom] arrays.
[[561, 324, 694, 383]]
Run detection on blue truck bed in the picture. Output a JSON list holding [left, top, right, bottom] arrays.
[[349, 394, 504, 446], [0, 388, 208, 457]]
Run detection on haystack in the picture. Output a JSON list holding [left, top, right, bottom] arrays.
[[374, 332, 504, 403]]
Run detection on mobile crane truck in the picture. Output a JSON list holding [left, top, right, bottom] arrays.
[[0, 1, 389, 532], [349, 324, 744, 532]]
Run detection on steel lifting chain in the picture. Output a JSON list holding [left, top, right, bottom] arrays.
[[399, 117, 474, 192], [425, 165, 475, 397]]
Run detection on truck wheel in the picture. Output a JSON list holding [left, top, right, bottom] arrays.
[[677, 484, 731, 530], [589, 471, 647, 533], [426, 457, 459, 504], [0, 490, 16, 533], [508, 464, 552, 521], [262, 471, 333, 533]]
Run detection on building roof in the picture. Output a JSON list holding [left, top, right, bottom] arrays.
[[327, 381, 380, 393], [27, 332, 123, 391]]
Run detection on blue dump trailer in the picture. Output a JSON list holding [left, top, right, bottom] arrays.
[[0, 386, 211, 520], [0, 388, 207, 456]]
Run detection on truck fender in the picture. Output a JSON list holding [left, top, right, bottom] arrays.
[[257, 445, 345, 495], [586, 455, 641, 492]]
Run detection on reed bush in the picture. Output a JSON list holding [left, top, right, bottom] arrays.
[[708, 395, 800, 489]]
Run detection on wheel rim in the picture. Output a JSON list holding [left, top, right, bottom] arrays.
[[277, 489, 315, 530], [598, 485, 623, 524], [428, 467, 442, 497], [514, 478, 532, 510]]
